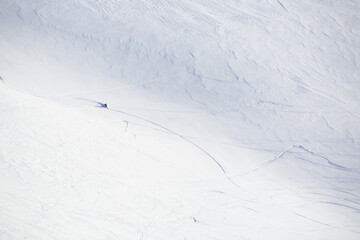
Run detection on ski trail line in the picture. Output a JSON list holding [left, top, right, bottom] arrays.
[[234, 145, 359, 177], [107, 107, 239, 188], [276, 0, 287, 11], [234, 145, 296, 177]]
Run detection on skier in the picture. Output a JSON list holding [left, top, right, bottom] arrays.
[[104, 103, 108, 108]]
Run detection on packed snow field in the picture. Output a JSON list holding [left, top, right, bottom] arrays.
[[1, 0, 360, 239]]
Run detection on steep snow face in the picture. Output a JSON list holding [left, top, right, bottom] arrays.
[[1, 0, 359, 153], [1, 0, 360, 239]]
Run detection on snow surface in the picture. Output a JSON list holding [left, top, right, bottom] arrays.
[[1, 0, 360, 239]]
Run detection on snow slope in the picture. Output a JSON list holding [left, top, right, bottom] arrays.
[[1, 0, 360, 239]]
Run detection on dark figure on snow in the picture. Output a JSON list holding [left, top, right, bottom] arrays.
[[104, 103, 108, 108]]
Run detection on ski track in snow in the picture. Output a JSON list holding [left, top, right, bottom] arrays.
[[81, 98, 239, 188], [276, 0, 287, 12], [234, 145, 359, 178]]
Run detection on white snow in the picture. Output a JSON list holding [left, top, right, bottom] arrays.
[[1, 0, 360, 239]]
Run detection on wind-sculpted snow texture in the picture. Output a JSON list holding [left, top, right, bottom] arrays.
[[1, 0, 360, 239]]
